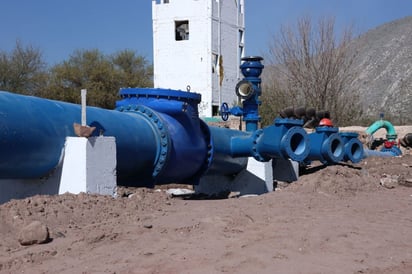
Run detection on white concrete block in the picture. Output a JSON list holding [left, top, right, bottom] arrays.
[[59, 137, 117, 196], [195, 157, 273, 196], [0, 136, 117, 204]]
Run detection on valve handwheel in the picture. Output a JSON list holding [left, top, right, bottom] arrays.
[[220, 102, 229, 121]]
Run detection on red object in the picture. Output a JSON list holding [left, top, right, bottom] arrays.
[[384, 140, 396, 149], [319, 118, 333, 127]]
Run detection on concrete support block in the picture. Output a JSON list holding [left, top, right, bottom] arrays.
[[59, 137, 117, 196], [195, 158, 273, 196], [272, 158, 299, 182], [0, 136, 117, 204]]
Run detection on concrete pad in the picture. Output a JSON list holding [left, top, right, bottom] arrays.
[[195, 158, 273, 196], [59, 137, 117, 196], [0, 136, 117, 204]]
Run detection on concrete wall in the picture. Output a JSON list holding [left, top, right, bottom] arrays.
[[152, 0, 245, 117]]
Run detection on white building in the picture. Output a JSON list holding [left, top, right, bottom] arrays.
[[152, 0, 245, 117]]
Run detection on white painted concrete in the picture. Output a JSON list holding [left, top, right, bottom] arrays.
[[59, 137, 117, 196], [152, 0, 245, 117], [0, 137, 117, 204], [195, 157, 273, 196]]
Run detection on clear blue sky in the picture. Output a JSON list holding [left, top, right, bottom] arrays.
[[1, 0, 411, 66]]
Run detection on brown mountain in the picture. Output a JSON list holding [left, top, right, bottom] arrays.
[[350, 16, 412, 124]]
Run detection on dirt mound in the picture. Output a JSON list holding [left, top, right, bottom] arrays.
[[283, 155, 412, 197], [1, 155, 412, 273]]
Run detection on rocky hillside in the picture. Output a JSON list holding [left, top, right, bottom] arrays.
[[350, 16, 412, 123]]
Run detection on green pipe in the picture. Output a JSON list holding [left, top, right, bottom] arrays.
[[365, 120, 397, 141]]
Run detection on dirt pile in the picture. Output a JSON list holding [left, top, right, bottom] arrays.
[[1, 154, 411, 273]]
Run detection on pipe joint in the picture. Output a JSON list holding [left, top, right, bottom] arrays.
[[119, 104, 171, 178], [340, 132, 364, 163], [306, 127, 344, 164], [253, 118, 309, 162]]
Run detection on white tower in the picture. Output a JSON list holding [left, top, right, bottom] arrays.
[[152, 0, 245, 117]]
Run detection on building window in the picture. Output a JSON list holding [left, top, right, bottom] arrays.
[[154, 0, 169, 4], [212, 54, 218, 73], [212, 105, 219, 117], [175, 20, 189, 41]]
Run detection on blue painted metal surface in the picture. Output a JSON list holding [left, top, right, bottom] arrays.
[[0, 55, 367, 187], [363, 147, 401, 158], [116, 88, 212, 185], [0, 87, 312, 186], [220, 56, 264, 132], [238, 56, 264, 132], [207, 117, 310, 175], [229, 118, 309, 162], [340, 132, 364, 163], [305, 126, 344, 164], [0, 89, 212, 186]]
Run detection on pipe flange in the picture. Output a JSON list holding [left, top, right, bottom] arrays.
[[281, 126, 310, 162], [381, 146, 402, 156], [119, 104, 170, 178], [321, 133, 344, 163], [343, 138, 364, 163], [183, 120, 214, 184], [251, 129, 266, 161]]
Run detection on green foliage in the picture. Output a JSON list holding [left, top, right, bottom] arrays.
[[111, 50, 153, 88], [1, 42, 153, 109], [45, 49, 153, 109], [0, 41, 48, 96]]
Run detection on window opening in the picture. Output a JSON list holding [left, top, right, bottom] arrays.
[[212, 54, 218, 73], [175, 20, 189, 40], [212, 105, 219, 116]]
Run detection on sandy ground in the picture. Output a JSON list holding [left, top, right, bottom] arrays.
[[0, 127, 412, 274]]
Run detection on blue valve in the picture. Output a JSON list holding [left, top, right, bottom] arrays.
[[220, 102, 230, 121]]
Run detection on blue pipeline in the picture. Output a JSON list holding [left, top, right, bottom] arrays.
[[206, 117, 310, 175], [0, 88, 313, 186], [230, 118, 309, 161], [340, 132, 364, 163], [365, 120, 397, 141], [363, 147, 402, 158], [0, 89, 211, 186], [305, 126, 345, 164]]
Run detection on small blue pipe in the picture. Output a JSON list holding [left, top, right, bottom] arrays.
[[228, 118, 309, 162], [305, 126, 344, 164], [363, 148, 399, 158], [340, 132, 364, 163]]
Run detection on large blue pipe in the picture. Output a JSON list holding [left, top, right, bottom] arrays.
[[0, 88, 311, 186], [0, 89, 211, 186]]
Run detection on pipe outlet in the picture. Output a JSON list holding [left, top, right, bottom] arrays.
[[306, 126, 344, 164], [340, 132, 364, 163]]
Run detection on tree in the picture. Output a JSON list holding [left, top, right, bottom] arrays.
[[111, 50, 153, 88], [262, 15, 362, 126], [0, 41, 48, 96], [46, 49, 153, 109]]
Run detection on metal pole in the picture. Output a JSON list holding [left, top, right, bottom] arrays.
[[81, 89, 87, 126]]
